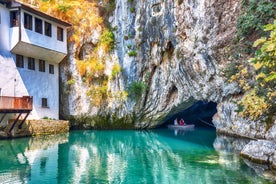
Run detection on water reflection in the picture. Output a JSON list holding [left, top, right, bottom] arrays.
[[0, 133, 68, 184], [214, 135, 276, 181], [0, 130, 273, 184]]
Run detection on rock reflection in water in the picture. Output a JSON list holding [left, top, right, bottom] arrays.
[[214, 134, 275, 182]]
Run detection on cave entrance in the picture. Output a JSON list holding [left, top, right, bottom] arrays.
[[162, 101, 217, 129]]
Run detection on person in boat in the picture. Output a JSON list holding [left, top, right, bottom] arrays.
[[179, 118, 185, 126], [174, 118, 178, 125]]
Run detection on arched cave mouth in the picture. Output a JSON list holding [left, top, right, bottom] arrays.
[[160, 101, 217, 129]]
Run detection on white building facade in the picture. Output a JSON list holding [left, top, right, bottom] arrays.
[[0, 0, 70, 120]]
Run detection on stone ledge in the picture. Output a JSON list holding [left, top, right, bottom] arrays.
[[240, 140, 276, 169], [0, 119, 69, 138]]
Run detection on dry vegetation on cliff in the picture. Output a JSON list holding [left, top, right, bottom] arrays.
[[19, 0, 117, 106]]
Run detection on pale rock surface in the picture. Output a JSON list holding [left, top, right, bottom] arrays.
[[61, 0, 241, 128], [241, 140, 276, 168]]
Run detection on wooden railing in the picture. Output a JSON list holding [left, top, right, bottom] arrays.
[[0, 96, 33, 111]]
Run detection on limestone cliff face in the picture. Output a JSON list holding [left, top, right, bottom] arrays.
[[60, 0, 275, 138], [213, 99, 276, 141]]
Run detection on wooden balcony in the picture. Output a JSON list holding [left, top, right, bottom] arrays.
[[0, 96, 33, 113]]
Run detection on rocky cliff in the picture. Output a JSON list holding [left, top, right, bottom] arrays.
[[60, 0, 275, 139]]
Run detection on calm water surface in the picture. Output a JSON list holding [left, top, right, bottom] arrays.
[[0, 128, 273, 184]]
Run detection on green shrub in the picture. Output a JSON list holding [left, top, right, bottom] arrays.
[[127, 81, 147, 101], [111, 63, 122, 78], [222, 62, 240, 80], [66, 78, 75, 85], [99, 29, 115, 52], [130, 7, 135, 13], [128, 50, 137, 57], [237, 0, 275, 39]]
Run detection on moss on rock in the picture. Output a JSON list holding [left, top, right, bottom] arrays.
[[68, 113, 136, 130]]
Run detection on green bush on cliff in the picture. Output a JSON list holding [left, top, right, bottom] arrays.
[[128, 50, 137, 57], [99, 29, 115, 52], [126, 81, 147, 102], [235, 0, 275, 56], [237, 0, 275, 39]]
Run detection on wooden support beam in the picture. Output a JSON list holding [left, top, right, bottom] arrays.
[[9, 113, 22, 133], [18, 112, 30, 129], [0, 113, 7, 124]]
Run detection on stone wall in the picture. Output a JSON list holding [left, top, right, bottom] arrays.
[[0, 119, 69, 138]]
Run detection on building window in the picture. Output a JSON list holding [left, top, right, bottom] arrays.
[[49, 64, 54, 74], [42, 98, 48, 108], [10, 11, 19, 27], [16, 55, 24, 68], [57, 27, 64, 41], [28, 57, 35, 70], [24, 13, 32, 30], [35, 18, 42, 34], [39, 60, 45, 72], [44, 21, 52, 37]]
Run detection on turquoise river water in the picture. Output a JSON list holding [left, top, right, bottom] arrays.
[[0, 128, 273, 184]]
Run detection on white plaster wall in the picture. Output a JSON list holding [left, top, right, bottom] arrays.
[[0, 5, 10, 51], [20, 10, 67, 54], [9, 27, 19, 50], [0, 52, 28, 97], [0, 52, 29, 125], [17, 57, 59, 119], [0, 53, 60, 120]]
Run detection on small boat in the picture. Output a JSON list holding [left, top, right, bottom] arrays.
[[168, 124, 195, 130]]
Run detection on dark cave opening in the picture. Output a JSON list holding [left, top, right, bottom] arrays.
[[161, 101, 217, 129]]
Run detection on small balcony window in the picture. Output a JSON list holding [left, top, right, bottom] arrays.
[[42, 98, 48, 108], [28, 57, 35, 70], [39, 60, 45, 72], [24, 13, 33, 30], [10, 11, 19, 27], [35, 18, 43, 34], [49, 64, 54, 74], [45, 21, 52, 37], [16, 55, 24, 68], [57, 27, 64, 41]]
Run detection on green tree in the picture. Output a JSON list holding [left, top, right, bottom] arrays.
[[239, 20, 276, 122]]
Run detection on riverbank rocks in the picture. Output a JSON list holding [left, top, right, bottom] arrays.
[[266, 123, 276, 141], [241, 140, 276, 168], [4, 119, 69, 138], [0, 131, 8, 138], [213, 99, 270, 140]]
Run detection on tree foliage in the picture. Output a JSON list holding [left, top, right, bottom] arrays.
[[234, 0, 275, 56], [237, 0, 275, 39], [238, 20, 276, 122]]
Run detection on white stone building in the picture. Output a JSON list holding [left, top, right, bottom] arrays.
[[0, 0, 70, 121]]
